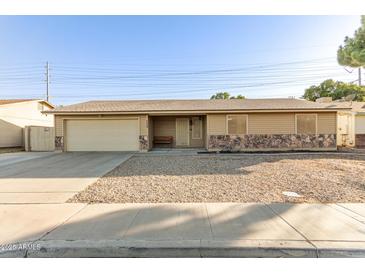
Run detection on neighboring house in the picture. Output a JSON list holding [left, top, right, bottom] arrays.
[[0, 99, 54, 148], [46, 98, 348, 152], [318, 100, 365, 148]]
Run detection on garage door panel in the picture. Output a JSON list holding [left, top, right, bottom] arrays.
[[66, 119, 139, 151]]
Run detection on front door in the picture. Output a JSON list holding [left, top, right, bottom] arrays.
[[176, 118, 190, 146]]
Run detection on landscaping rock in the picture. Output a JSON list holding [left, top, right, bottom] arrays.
[[69, 154, 365, 203]]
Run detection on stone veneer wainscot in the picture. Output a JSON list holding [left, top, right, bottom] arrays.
[[55, 136, 64, 151], [139, 135, 149, 151], [208, 134, 336, 151]]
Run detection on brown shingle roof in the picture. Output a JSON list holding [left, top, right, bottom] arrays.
[[47, 98, 350, 114], [319, 101, 365, 113], [0, 99, 37, 106]]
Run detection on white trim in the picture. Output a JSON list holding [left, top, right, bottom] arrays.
[[225, 115, 228, 135], [247, 115, 249, 134], [295, 113, 318, 135], [206, 115, 210, 149], [226, 114, 248, 135], [294, 114, 297, 134], [191, 116, 202, 139]]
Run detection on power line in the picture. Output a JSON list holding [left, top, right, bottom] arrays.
[[0, 56, 356, 102], [48, 74, 346, 89], [46, 75, 347, 98], [45, 62, 50, 102], [51, 57, 335, 74]]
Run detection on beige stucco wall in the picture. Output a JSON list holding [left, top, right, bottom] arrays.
[[0, 120, 23, 147], [54, 112, 337, 151], [207, 112, 337, 135], [0, 101, 53, 147], [139, 115, 148, 136], [148, 116, 154, 149], [55, 115, 64, 137]]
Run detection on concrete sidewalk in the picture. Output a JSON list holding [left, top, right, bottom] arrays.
[[1, 203, 365, 257]]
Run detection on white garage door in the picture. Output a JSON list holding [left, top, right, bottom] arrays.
[[66, 119, 139, 151]]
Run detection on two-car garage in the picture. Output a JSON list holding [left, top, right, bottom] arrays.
[[65, 119, 139, 151]]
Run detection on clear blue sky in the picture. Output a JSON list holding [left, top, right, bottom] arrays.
[[0, 16, 362, 105]]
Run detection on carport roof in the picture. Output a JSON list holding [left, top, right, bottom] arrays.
[[46, 98, 351, 114]]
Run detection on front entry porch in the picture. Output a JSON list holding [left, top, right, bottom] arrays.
[[149, 115, 206, 149]]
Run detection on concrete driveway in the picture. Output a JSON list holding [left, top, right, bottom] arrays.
[[0, 152, 133, 204], [0, 152, 55, 168]]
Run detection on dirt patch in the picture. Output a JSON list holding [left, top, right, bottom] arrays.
[[69, 153, 365, 203]]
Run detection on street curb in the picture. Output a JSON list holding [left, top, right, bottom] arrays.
[[2, 239, 364, 258], [28, 241, 317, 258]]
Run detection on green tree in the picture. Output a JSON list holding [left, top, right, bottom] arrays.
[[337, 16, 365, 68], [210, 92, 231, 99], [231, 94, 245, 99], [210, 92, 245, 99], [303, 79, 365, 101]]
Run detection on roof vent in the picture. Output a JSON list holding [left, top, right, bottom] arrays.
[[316, 97, 333, 103], [344, 94, 356, 101]]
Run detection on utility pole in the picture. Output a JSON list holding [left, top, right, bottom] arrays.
[[45, 62, 50, 102], [359, 67, 362, 86]]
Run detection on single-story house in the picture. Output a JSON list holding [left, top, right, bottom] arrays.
[[0, 99, 54, 148], [45, 98, 349, 152], [318, 100, 365, 148]]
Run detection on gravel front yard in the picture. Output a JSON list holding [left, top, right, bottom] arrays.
[[69, 153, 365, 203]]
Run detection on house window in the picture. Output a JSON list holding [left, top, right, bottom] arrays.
[[296, 114, 317, 134], [227, 115, 247, 135], [192, 117, 202, 139]]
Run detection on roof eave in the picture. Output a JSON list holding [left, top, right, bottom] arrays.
[[44, 108, 350, 115], [0, 99, 54, 109], [39, 100, 55, 109]]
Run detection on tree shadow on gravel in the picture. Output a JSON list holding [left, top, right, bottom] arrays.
[[106, 153, 365, 177], [6, 203, 304, 257]]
